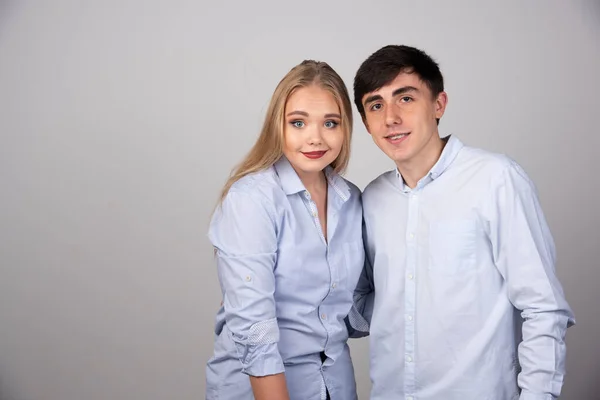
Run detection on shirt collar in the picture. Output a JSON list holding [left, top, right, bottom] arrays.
[[274, 156, 351, 202], [274, 156, 305, 195], [396, 135, 464, 191]]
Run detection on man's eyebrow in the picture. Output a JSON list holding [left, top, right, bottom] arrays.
[[363, 86, 420, 106], [286, 110, 309, 117], [363, 94, 382, 106], [391, 86, 419, 97]]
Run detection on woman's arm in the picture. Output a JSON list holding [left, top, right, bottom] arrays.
[[209, 189, 289, 399], [250, 374, 290, 400]]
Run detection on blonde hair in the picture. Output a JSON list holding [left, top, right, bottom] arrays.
[[217, 60, 353, 203]]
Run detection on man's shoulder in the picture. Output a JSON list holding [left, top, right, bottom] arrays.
[[457, 143, 517, 177], [363, 170, 398, 200], [455, 142, 537, 193]]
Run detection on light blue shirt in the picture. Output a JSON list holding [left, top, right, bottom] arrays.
[[353, 136, 575, 400], [205, 156, 365, 400]]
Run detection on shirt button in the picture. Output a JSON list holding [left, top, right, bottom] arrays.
[[409, 233, 414, 239], [312, 211, 317, 217], [332, 283, 337, 288], [407, 315, 413, 321], [245, 276, 252, 282], [407, 397, 414, 400], [407, 274, 414, 280], [406, 355, 413, 362], [321, 313, 326, 320]]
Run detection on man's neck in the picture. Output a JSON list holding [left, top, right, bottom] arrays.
[[397, 135, 447, 189]]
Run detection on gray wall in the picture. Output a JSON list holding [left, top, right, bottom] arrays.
[[1, 1, 598, 399]]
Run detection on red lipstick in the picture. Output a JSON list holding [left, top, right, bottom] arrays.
[[302, 151, 327, 159]]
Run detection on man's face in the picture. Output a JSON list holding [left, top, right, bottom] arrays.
[[361, 71, 447, 167]]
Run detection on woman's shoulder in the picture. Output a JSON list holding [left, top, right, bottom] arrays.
[[225, 166, 284, 210]]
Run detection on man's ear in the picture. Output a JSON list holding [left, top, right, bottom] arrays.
[[435, 91, 448, 120]]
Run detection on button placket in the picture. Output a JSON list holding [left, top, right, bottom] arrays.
[[404, 189, 419, 396], [303, 191, 326, 244]]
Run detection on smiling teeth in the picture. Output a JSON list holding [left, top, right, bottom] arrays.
[[389, 134, 406, 140]]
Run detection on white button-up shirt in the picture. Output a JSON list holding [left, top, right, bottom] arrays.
[[353, 136, 575, 400]]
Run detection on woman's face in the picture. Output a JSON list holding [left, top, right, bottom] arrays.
[[282, 85, 344, 179]]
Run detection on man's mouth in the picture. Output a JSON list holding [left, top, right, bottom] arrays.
[[385, 132, 410, 143]]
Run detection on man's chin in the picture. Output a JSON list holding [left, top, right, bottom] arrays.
[[386, 149, 411, 164]]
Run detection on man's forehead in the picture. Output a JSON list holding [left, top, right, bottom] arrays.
[[362, 73, 426, 103], [373, 72, 422, 93]]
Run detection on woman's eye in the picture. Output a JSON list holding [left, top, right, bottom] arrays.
[[324, 120, 339, 128], [291, 120, 305, 128]]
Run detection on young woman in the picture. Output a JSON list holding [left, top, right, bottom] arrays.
[[205, 60, 365, 400]]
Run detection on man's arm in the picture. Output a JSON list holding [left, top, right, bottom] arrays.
[[346, 219, 375, 338], [486, 161, 575, 400]]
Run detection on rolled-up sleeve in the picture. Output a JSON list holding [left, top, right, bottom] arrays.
[[485, 162, 575, 399], [208, 189, 284, 377]]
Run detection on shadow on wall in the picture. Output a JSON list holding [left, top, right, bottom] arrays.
[[0, 376, 19, 400], [587, 358, 600, 397], [582, 0, 600, 29], [0, 7, 20, 399], [0, 0, 18, 37]]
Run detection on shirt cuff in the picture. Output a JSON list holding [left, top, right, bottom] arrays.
[[232, 318, 284, 377], [519, 390, 556, 400], [238, 342, 285, 377], [345, 305, 370, 338]]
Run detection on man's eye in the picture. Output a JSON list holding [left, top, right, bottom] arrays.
[[370, 103, 382, 111], [401, 97, 413, 102]]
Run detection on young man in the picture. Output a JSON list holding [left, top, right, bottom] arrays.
[[351, 45, 575, 399]]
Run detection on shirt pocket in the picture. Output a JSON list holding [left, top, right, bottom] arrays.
[[343, 240, 365, 290], [428, 219, 477, 275]]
